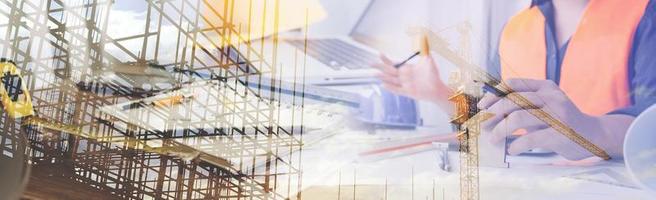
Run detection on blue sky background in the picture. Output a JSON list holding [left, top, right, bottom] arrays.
[[113, 1, 147, 12]]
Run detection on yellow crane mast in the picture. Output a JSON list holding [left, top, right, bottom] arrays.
[[449, 90, 480, 200], [448, 76, 493, 200]]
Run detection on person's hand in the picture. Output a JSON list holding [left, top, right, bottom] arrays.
[[478, 79, 632, 160], [371, 54, 451, 103]]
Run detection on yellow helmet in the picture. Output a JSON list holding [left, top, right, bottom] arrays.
[[0, 59, 34, 118]]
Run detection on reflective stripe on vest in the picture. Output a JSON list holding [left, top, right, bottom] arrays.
[[499, 0, 649, 116]]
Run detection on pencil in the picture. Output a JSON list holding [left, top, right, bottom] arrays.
[[393, 51, 420, 68], [393, 33, 431, 68]]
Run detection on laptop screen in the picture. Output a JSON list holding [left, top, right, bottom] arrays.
[[350, 0, 431, 55]]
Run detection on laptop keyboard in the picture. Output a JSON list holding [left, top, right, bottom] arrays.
[[286, 38, 379, 70]]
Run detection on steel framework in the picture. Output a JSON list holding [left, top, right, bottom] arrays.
[[1, 0, 308, 199]]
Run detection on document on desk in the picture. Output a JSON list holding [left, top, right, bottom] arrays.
[[477, 156, 649, 199], [100, 80, 351, 133]]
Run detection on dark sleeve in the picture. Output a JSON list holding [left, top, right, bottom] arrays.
[[609, 1, 656, 116]]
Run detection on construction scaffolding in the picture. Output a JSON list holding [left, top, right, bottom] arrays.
[[1, 0, 309, 199]]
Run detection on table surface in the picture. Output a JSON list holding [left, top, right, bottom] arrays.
[[291, 126, 652, 200]]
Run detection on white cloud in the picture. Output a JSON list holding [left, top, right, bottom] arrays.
[[634, 149, 656, 180], [637, 166, 656, 180], [637, 148, 656, 160], [103, 9, 180, 64]]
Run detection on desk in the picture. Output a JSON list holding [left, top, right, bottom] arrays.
[[292, 126, 652, 200]]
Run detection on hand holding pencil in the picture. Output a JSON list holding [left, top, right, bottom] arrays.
[[371, 31, 454, 111]]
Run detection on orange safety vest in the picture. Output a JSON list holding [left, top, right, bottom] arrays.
[[499, 0, 650, 116]]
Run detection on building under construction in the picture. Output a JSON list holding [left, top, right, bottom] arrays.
[[0, 0, 309, 199]]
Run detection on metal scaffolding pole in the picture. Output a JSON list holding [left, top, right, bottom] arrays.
[[0, 0, 305, 199]]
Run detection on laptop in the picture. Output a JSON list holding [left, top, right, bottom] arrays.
[[273, 0, 414, 86]]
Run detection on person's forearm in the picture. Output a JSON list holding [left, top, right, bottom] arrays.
[[594, 114, 635, 159], [428, 79, 455, 115]]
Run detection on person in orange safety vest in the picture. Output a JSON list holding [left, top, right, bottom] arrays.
[[373, 0, 656, 161]]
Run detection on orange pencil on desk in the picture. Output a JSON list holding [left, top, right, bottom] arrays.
[[151, 95, 183, 108], [151, 93, 193, 108]]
